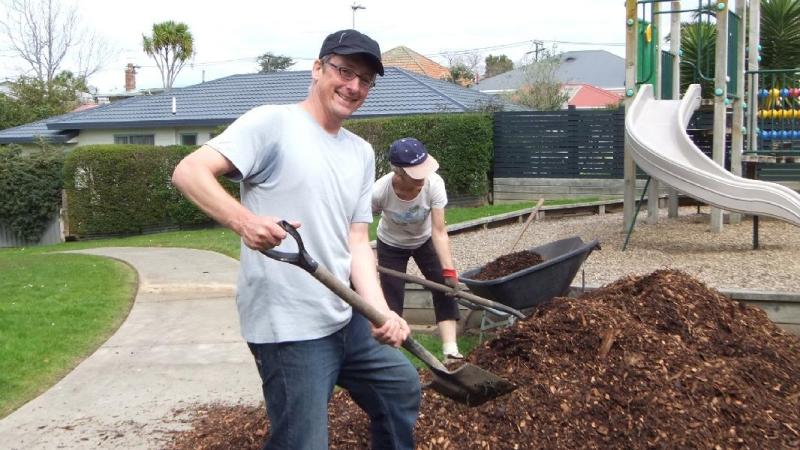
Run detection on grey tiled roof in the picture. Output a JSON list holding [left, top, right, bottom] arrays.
[[0, 112, 78, 144], [473, 50, 625, 92], [26, 67, 521, 132]]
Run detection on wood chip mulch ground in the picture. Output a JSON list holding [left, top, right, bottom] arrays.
[[165, 269, 800, 449]]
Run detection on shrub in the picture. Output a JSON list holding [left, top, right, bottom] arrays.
[[0, 146, 64, 242], [345, 113, 493, 196], [63, 145, 237, 236]]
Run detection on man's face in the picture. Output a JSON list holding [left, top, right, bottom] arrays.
[[312, 54, 376, 122]]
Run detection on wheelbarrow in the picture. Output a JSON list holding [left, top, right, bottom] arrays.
[[460, 236, 601, 312], [261, 221, 517, 407]]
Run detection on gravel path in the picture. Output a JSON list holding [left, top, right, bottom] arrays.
[[440, 206, 800, 293]]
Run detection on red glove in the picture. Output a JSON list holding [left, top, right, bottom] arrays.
[[442, 268, 459, 291]]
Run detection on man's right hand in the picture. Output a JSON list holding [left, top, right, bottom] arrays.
[[238, 216, 301, 251]]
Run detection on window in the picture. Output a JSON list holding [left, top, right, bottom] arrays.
[[114, 134, 155, 145], [180, 133, 198, 146]]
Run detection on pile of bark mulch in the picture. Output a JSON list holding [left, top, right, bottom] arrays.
[[472, 250, 545, 281], [165, 270, 800, 449]]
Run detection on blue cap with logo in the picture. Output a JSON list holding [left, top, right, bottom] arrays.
[[388, 137, 439, 180]]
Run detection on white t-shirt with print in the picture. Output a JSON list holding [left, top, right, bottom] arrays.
[[372, 172, 447, 249]]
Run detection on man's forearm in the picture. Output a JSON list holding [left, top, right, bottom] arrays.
[[172, 157, 252, 235]]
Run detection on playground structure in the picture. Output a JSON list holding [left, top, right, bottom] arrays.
[[622, 0, 800, 237]]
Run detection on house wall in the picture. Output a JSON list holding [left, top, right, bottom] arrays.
[[77, 127, 216, 147]]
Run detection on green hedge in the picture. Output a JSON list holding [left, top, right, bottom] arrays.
[[61, 113, 493, 237], [0, 146, 64, 242], [345, 113, 493, 196], [63, 145, 238, 236]]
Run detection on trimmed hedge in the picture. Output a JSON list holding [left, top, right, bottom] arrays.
[[346, 113, 493, 196], [63, 145, 238, 236], [61, 113, 494, 237], [0, 146, 64, 242]]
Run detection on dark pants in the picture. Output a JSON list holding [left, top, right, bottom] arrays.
[[248, 313, 420, 450], [377, 238, 460, 323]]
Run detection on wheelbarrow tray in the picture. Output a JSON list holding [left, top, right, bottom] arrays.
[[459, 236, 600, 311]]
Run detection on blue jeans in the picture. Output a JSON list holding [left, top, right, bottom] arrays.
[[248, 312, 421, 450]]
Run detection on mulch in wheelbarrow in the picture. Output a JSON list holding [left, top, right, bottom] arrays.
[[472, 250, 545, 281], [165, 269, 800, 449]]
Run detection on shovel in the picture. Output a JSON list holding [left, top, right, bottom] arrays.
[[375, 265, 525, 319], [261, 220, 517, 407], [507, 198, 545, 253]]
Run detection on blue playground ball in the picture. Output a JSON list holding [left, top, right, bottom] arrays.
[[761, 130, 771, 139], [782, 130, 791, 138], [793, 130, 800, 139], [771, 130, 780, 139], [782, 88, 790, 97], [759, 89, 768, 98]]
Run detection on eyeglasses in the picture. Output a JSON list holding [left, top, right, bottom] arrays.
[[325, 61, 376, 89]]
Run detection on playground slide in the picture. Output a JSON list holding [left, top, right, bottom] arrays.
[[625, 83, 800, 227]]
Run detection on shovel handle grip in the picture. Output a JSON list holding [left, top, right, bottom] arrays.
[[260, 220, 318, 273]]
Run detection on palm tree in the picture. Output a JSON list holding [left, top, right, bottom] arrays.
[[679, 21, 717, 98], [142, 21, 195, 91], [760, 0, 800, 91]]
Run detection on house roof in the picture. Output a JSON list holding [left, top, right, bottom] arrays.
[[565, 84, 622, 108], [0, 111, 79, 144], [23, 67, 520, 133], [472, 50, 625, 93], [381, 46, 450, 80]]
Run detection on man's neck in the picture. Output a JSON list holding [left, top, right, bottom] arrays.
[[299, 98, 342, 135]]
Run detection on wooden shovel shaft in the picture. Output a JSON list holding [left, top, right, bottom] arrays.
[[376, 266, 525, 319], [311, 265, 448, 371]]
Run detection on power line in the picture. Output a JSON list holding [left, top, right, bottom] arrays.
[[73, 35, 627, 76], [424, 37, 624, 58]]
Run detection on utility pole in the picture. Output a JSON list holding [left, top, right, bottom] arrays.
[[351, 3, 365, 28], [531, 40, 544, 61]]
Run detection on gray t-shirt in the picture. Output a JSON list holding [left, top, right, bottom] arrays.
[[372, 172, 447, 249], [206, 104, 375, 343]]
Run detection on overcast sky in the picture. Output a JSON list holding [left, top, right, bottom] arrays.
[[0, 0, 629, 94]]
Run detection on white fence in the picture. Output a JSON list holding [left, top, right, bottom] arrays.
[[0, 213, 64, 248]]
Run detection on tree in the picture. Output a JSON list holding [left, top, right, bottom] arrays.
[[484, 54, 514, 79], [760, 0, 800, 70], [506, 51, 568, 110], [678, 21, 717, 98], [0, 94, 26, 130], [444, 51, 482, 86], [0, 71, 84, 130], [142, 21, 195, 91], [447, 62, 476, 87], [0, 0, 110, 85], [257, 52, 295, 73]]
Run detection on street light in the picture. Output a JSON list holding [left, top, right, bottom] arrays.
[[351, 3, 365, 29]]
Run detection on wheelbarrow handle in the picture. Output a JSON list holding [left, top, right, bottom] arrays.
[[376, 266, 525, 319], [260, 221, 448, 372]]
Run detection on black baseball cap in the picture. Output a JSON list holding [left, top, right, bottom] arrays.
[[319, 29, 384, 76]]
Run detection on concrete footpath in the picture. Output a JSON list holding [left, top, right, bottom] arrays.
[[0, 247, 262, 449]]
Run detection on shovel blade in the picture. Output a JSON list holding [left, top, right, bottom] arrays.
[[426, 363, 517, 407]]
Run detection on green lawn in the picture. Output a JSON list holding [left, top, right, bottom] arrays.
[[0, 252, 136, 417], [0, 197, 596, 418]]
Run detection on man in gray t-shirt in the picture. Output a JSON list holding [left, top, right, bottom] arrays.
[[172, 29, 420, 450]]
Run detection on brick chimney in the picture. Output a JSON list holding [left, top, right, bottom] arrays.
[[125, 64, 138, 92]]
